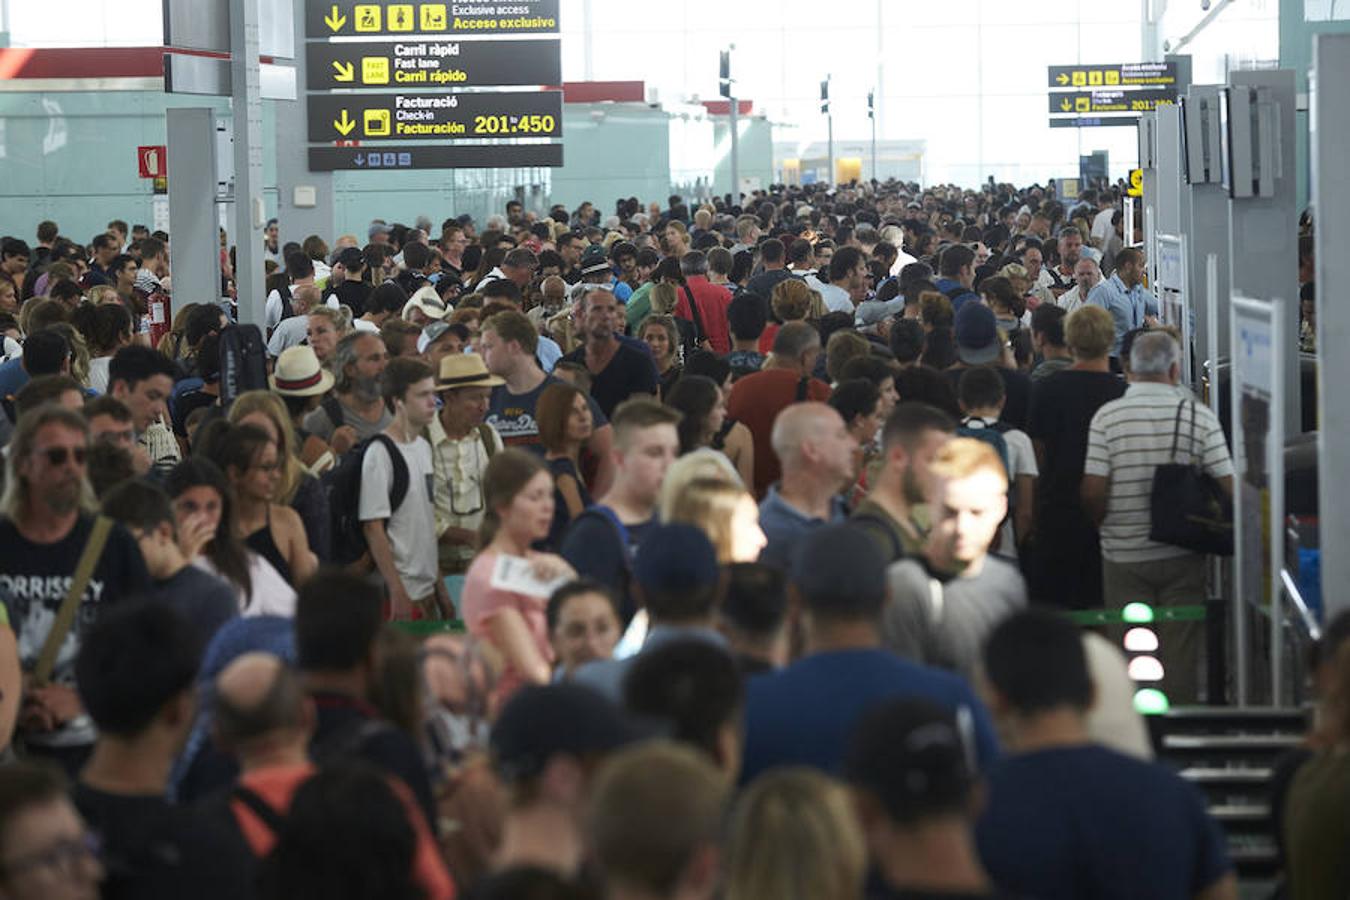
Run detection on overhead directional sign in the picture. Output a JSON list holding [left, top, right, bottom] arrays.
[[308, 143, 563, 171], [302, 1, 564, 171], [1047, 62, 1179, 89], [305, 38, 560, 89], [1047, 61, 1183, 130], [307, 89, 562, 141], [305, 0, 559, 38], [1048, 89, 1177, 116]]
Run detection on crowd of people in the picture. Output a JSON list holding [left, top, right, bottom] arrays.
[[0, 176, 1329, 898]]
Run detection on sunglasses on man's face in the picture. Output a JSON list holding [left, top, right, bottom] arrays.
[[36, 446, 87, 467]]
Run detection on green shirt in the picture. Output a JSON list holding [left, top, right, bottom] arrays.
[[625, 281, 655, 333], [851, 497, 929, 562]]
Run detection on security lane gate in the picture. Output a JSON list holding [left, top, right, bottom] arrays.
[[1314, 35, 1350, 621], [1181, 85, 1232, 389], [1230, 296, 1287, 706], [1155, 233, 1192, 390], [1135, 66, 1302, 706], [1225, 69, 1299, 441]]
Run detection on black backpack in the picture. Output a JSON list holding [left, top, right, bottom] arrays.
[[218, 324, 268, 406], [325, 433, 411, 565]]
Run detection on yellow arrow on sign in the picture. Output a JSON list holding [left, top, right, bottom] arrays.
[[333, 110, 356, 136], [325, 4, 347, 31], [1060, 98, 1073, 111], [332, 60, 354, 82], [1056, 73, 1069, 85]]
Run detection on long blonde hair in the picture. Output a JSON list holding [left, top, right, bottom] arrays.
[[49, 323, 90, 387], [227, 391, 305, 504], [649, 283, 680, 316], [657, 448, 741, 522], [664, 477, 751, 564], [725, 769, 867, 900]]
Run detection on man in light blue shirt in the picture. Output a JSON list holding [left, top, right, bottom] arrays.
[[1086, 247, 1157, 362], [758, 403, 856, 569]]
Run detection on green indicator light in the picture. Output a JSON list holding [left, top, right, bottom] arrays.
[[1122, 602, 1155, 624], [1134, 688, 1170, 716]]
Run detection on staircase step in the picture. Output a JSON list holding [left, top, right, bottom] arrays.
[[1162, 734, 1303, 752], [1161, 707, 1306, 734], [1228, 842, 1279, 862], [1209, 803, 1271, 822], [1180, 767, 1273, 784]]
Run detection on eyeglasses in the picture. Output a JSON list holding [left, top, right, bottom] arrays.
[[36, 446, 87, 467], [1, 831, 101, 879]]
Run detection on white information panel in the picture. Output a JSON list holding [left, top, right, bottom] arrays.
[[1230, 295, 1286, 703], [1156, 233, 1192, 389]]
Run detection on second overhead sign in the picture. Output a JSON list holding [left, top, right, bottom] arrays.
[[1048, 89, 1176, 115], [306, 38, 561, 89]]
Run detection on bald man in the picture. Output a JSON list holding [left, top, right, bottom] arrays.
[[209, 654, 454, 897], [214, 653, 313, 773], [758, 401, 858, 568], [212, 654, 315, 858]]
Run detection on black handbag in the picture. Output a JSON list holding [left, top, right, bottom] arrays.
[[1149, 399, 1234, 556]]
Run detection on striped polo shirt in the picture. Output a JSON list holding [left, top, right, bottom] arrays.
[[1084, 382, 1233, 563]]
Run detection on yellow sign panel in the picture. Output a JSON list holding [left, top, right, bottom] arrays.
[[387, 4, 414, 31], [1072, 71, 1087, 87], [362, 56, 389, 84], [364, 109, 391, 137], [353, 4, 381, 31], [1075, 96, 1091, 112], [1088, 70, 1103, 86], [420, 4, 447, 30], [1105, 70, 1121, 85], [1127, 168, 1144, 197]]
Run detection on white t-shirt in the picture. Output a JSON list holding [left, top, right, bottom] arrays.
[[359, 433, 439, 599], [888, 248, 919, 277], [810, 283, 853, 315], [88, 356, 111, 394], [264, 289, 287, 332], [266, 315, 310, 357], [194, 552, 296, 618], [265, 285, 337, 332], [1091, 207, 1116, 246]]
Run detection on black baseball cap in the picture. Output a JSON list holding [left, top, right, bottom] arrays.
[[790, 523, 888, 617], [490, 683, 644, 782], [845, 697, 975, 825]]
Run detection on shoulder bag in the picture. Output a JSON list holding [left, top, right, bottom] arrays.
[[31, 516, 114, 686], [1149, 399, 1234, 556]]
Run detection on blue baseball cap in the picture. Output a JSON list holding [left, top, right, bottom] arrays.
[[954, 301, 1002, 365], [633, 523, 719, 593]]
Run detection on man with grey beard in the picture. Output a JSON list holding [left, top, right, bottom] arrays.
[[850, 402, 956, 563], [302, 331, 392, 456], [0, 404, 149, 774]]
